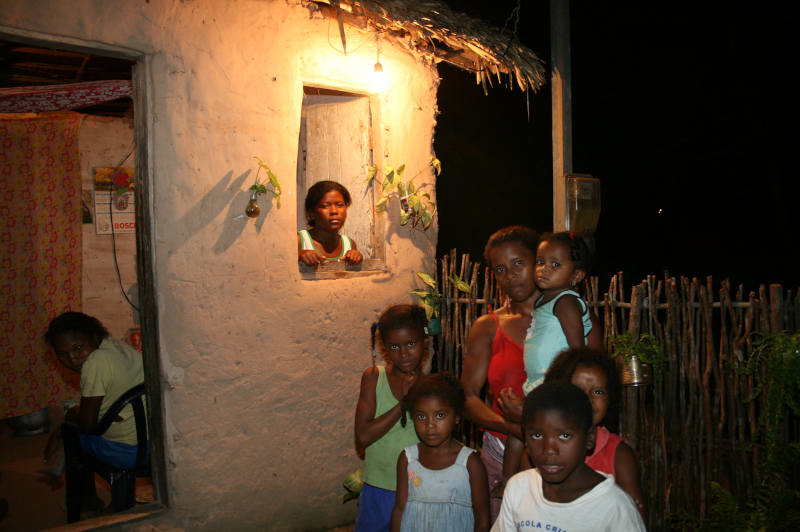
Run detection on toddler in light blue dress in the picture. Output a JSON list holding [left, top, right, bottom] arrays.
[[391, 373, 490, 532]]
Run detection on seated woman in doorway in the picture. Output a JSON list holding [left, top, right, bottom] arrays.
[[298, 180, 363, 267], [44, 312, 147, 520]]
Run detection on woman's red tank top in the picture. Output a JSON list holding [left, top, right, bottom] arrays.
[[486, 309, 527, 438]]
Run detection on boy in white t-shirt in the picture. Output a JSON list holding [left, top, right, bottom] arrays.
[[492, 381, 645, 532]]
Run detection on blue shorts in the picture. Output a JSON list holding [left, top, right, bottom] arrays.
[[79, 433, 150, 470], [354, 483, 395, 532]]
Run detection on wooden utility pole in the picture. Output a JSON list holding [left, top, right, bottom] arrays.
[[550, 0, 571, 231]]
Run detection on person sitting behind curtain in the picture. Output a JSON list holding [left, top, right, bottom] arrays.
[[44, 312, 147, 521]]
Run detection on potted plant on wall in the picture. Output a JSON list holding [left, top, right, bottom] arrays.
[[610, 332, 666, 386], [245, 157, 282, 217], [410, 271, 471, 335], [366, 158, 440, 230]]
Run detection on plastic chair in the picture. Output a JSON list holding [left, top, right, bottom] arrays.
[[65, 383, 150, 522]]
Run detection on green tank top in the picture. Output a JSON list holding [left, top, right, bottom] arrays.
[[361, 366, 420, 490]]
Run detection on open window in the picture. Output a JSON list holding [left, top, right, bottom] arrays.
[[297, 86, 386, 279]]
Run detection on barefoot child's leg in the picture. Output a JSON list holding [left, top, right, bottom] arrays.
[[497, 434, 525, 498]]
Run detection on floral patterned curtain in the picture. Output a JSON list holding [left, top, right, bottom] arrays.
[[0, 111, 83, 419]]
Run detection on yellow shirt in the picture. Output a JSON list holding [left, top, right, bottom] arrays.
[[80, 338, 146, 445]]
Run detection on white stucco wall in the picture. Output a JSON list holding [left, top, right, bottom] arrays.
[[1, 1, 439, 529]]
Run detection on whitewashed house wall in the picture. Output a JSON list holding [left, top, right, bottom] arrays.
[[0, 1, 440, 529]]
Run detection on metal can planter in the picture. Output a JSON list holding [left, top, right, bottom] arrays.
[[621, 355, 652, 386]]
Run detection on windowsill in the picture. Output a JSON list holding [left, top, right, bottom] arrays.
[[299, 258, 387, 280]]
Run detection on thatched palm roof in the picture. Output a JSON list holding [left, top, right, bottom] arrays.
[[307, 0, 546, 93]]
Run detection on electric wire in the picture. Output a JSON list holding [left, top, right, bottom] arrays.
[[103, 141, 139, 313]]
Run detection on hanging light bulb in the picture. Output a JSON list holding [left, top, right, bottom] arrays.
[[372, 62, 387, 93], [371, 34, 388, 93]]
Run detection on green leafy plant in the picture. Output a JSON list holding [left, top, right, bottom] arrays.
[[609, 332, 667, 379], [700, 331, 800, 531], [410, 271, 471, 321], [342, 467, 363, 503], [737, 331, 800, 528], [366, 158, 440, 230], [249, 157, 282, 208], [741, 331, 800, 443]]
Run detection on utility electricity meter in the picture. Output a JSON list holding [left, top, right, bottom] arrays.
[[566, 174, 601, 233]]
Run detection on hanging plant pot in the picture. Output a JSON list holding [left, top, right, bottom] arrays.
[[620, 355, 652, 386], [611, 333, 663, 387], [245, 191, 261, 218], [427, 318, 441, 336]]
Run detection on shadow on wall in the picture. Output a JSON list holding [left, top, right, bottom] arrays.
[[157, 169, 274, 256], [213, 170, 279, 253]]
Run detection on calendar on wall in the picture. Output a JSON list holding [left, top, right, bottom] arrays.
[[93, 166, 136, 234]]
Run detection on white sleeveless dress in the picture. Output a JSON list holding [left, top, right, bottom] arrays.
[[400, 444, 476, 532]]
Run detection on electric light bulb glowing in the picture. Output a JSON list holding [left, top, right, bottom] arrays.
[[371, 62, 388, 93]]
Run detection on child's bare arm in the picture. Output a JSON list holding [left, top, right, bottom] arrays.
[[501, 434, 525, 486], [553, 295, 588, 349], [354, 367, 411, 448], [67, 396, 103, 433], [390, 451, 409, 532], [614, 441, 646, 520], [467, 451, 490, 532], [297, 233, 324, 266], [343, 240, 363, 265], [586, 310, 603, 349]]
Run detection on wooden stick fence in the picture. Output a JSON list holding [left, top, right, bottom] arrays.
[[433, 252, 800, 530]]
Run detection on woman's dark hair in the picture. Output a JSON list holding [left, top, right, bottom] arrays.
[[401, 372, 465, 427], [371, 304, 428, 362], [304, 180, 352, 227], [483, 225, 540, 265], [45, 311, 109, 345], [539, 231, 593, 273], [522, 381, 593, 435], [545, 346, 621, 430]]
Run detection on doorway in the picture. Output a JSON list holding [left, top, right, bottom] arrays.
[[0, 35, 165, 529]]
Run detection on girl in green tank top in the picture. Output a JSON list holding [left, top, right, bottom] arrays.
[[354, 305, 428, 532]]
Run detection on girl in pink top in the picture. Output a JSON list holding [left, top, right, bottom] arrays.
[[544, 346, 646, 519]]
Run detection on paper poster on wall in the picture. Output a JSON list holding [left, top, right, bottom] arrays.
[[93, 166, 136, 234]]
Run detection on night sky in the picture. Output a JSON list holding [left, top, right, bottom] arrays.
[[434, 1, 798, 291]]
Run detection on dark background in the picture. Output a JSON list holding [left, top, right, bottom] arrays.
[[434, 1, 798, 291]]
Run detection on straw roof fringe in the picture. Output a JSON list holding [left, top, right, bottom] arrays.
[[307, 0, 546, 93]]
